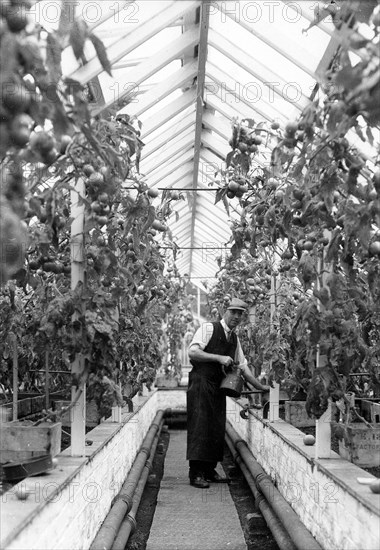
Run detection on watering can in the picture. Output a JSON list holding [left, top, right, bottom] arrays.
[[220, 365, 244, 398]]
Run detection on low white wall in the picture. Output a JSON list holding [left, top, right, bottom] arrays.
[[1, 391, 161, 550], [226, 398, 380, 550]]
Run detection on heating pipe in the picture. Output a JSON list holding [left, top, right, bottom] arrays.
[[90, 409, 166, 550], [111, 418, 163, 549], [226, 422, 322, 550], [225, 432, 296, 550]]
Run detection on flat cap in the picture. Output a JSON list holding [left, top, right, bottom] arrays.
[[227, 298, 248, 311]]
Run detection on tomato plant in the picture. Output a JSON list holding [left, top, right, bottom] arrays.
[[210, 2, 380, 416], [0, 2, 187, 414]]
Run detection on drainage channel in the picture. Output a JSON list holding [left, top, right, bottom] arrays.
[[92, 410, 320, 550]]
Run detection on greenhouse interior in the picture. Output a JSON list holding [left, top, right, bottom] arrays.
[[0, 1, 380, 549]]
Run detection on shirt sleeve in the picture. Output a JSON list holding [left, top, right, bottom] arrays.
[[234, 337, 248, 368], [189, 322, 214, 351]]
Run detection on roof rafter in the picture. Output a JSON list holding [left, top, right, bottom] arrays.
[[216, 1, 316, 79], [99, 26, 200, 115], [69, 1, 201, 84], [142, 129, 195, 173], [142, 112, 196, 161], [201, 130, 229, 160], [202, 110, 230, 141], [208, 28, 310, 111], [142, 88, 196, 138], [147, 149, 194, 186], [118, 59, 198, 118], [158, 168, 193, 190], [205, 92, 266, 127], [207, 62, 294, 123], [188, 1, 210, 277]]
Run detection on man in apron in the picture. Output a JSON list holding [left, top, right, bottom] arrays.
[[186, 298, 270, 488]]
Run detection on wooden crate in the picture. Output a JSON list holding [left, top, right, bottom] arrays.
[[285, 400, 315, 427], [338, 424, 380, 468], [2, 395, 47, 419], [2, 398, 32, 418], [357, 399, 380, 424], [0, 421, 61, 463]]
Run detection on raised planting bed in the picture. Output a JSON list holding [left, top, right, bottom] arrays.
[[226, 396, 380, 550], [52, 400, 110, 428], [285, 400, 315, 427]]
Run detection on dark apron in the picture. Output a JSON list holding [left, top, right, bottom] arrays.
[[186, 322, 237, 462]]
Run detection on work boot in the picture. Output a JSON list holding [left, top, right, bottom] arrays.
[[189, 474, 210, 489], [204, 470, 231, 483]]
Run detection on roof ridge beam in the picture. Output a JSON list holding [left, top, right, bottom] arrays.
[[189, 1, 210, 276]]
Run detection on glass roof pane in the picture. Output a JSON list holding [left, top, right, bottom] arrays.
[[90, 1, 177, 47], [138, 88, 186, 122], [112, 59, 182, 89], [148, 106, 195, 143], [31, 0, 377, 283], [209, 4, 329, 84], [206, 58, 296, 123], [120, 26, 182, 57], [207, 47, 307, 115]]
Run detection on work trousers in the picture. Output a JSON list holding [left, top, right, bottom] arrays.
[[189, 459, 217, 478]]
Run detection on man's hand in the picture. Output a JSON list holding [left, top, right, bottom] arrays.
[[219, 355, 234, 376], [219, 355, 234, 367]]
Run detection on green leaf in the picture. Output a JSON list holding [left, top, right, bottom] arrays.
[[214, 187, 225, 205], [18, 36, 46, 76], [297, 252, 317, 289], [52, 99, 71, 138], [89, 34, 112, 77], [356, 214, 372, 249], [366, 126, 374, 146], [222, 195, 230, 217], [142, 205, 156, 232], [226, 151, 234, 167], [335, 65, 362, 93], [70, 19, 88, 60], [241, 118, 255, 128]]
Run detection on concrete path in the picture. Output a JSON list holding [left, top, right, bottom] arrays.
[[146, 430, 247, 550]]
